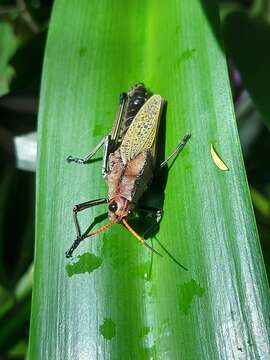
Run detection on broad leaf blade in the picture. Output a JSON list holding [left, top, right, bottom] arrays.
[[29, 1, 270, 359]]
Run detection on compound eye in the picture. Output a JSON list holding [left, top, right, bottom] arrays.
[[109, 201, 118, 212]]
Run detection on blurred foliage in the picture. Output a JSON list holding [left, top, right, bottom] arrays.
[[0, 22, 18, 97], [223, 11, 270, 127], [0, 0, 270, 358], [219, 0, 270, 283]]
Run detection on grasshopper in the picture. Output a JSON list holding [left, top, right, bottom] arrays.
[[66, 83, 190, 258]]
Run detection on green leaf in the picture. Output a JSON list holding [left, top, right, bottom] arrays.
[[0, 296, 30, 354], [0, 265, 32, 353], [0, 22, 18, 96], [29, 1, 270, 359], [7, 339, 28, 358], [251, 187, 270, 219]]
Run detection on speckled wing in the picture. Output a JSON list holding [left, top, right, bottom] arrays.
[[120, 95, 164, 164]]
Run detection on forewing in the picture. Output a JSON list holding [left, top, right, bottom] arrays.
[[120, 95, 164, 164]]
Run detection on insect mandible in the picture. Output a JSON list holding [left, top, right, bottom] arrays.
[[66, 83, 191, 258]]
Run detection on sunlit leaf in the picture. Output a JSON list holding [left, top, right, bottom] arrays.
[[29, 1, 270, 359]]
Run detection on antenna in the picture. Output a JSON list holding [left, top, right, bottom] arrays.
[[122, 219, 162, 257]]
